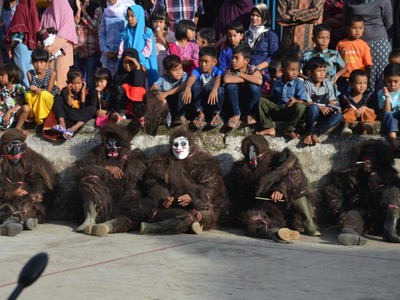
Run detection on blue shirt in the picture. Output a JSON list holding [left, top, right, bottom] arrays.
[[218, 46, 234, 72], [378, 89, 400, 112], [192, 66, 223, 86], [272, 77, 308, 107], [153, 72, 188, 92]]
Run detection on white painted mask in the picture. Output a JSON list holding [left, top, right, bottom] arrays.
[[172, 136, 190, 160]]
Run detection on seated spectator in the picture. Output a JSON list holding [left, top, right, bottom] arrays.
[[339, 69, 376, 138]]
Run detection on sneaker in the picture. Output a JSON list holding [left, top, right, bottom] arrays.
[[341, 127, 353, 138], [190, 222, 203, 234], [338, 233, 367, 246]]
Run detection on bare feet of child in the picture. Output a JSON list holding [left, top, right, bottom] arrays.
[[303, 134, 313, 146], [311, 134, 320, 144], [284, 130, 299, 139], [256, 127, 276, 136], [246, 115, 257, 125]]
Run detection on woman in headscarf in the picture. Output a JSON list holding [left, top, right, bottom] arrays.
[[5, 0, 39, 88], [40, 0, 78, 90], [245, 4, 279, 83], [98, 0, 134, 76], [343, 0, 393, 93], [278, 0, 324, 52]]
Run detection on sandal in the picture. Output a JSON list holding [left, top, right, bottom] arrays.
[[193, 117, 207, 129], [52, 124, 66, 133], [62, 129, 74, 140], [227, 117, 241, 129], [210, 114, 223, 127]]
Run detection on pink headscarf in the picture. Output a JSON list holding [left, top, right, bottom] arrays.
[[40, 0, 78, 45]]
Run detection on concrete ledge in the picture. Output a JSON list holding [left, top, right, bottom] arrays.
[[16, 119, 391, 220]]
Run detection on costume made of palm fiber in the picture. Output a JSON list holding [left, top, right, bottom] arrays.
[[229, 135, 319, 241], [324, 140, 400, 244], [75, 124, 147, 235], [0, 129, 56, 223], [141, 129, 230, 234]]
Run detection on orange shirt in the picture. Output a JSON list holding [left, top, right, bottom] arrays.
[[336, 38, 373, 78]]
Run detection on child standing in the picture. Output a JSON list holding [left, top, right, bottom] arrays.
[[378, 64, 400, 148], [256, 55, 307, 138], [0, 64, 30, 132], [300, 24, 346, 84], [183, 46, 224, 129], [120, 4, 158, 85], [218, 21, 245, 72], [52, 67, 96, 140], [25, 48, 57, 125], [98, 0, 134, 76], [223, 44, 262, 129], [113, 48, 147, 122], [302, 57, 342, 146], [168, 20, 199, 75], [336, 15, 373, 92], [150, 8, 176, 77], [339, 69, 376, 137]]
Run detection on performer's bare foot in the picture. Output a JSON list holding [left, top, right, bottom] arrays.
[[284, 130, 299, 139], [303, 134, 313, 146], [246, 115, 257, 125], [256, 128, 276, 136], [311, 134, 320, 144], [277, 228, 300, 242]]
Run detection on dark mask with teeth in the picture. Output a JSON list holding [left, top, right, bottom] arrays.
[[6, 140, 26, 165], [105, 137, 121, 158]]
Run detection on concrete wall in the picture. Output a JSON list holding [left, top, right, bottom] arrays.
[[23, 123, 388, 220]]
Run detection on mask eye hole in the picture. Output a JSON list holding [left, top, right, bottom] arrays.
[[173, 141, 187, 147]]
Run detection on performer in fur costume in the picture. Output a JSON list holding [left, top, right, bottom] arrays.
[[0, 129, 56, 236], [75, 124, 148, 237], [229, 135, 320, 242], [140, 128, 230, 234], [324, 140, 400, 245]]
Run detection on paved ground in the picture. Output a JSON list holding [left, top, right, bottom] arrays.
[[1, 222, 399, 300]]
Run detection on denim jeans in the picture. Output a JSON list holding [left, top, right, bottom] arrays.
[[192, 80, 224, 115], [225, 82, 260, 118], [74, 52, 101, 91], [304, 104, 343, 136], [382, 111, 400, 134]]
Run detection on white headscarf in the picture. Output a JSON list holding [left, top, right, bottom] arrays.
[[104, 0, 135, 17]]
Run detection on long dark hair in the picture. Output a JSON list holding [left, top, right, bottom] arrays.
[[70, 0, 103, 19]]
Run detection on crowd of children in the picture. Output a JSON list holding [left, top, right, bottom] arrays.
[[0, 2, 398, 150]]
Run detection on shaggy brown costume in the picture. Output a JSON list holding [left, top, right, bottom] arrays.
[[141, 128, 230, 234], [229, 135, 320, 241], [324, 140, 400, 245], [0, 129, 56, 224], [144, 90, 170, 136], [75, 124, 147, 235]]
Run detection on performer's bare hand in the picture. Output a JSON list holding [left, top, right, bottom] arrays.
[[162, 196, 174, 208], [177, 194, 192, 206], [13, 188, 28, 197], [271, 191, 283, 203], [106, 165, 124, 179]]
